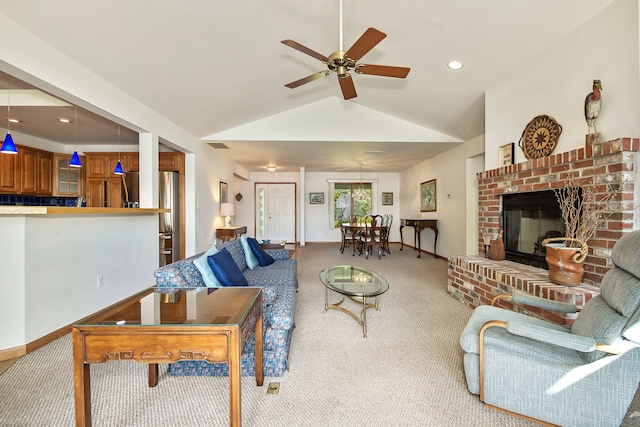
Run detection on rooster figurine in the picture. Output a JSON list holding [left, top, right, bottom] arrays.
[[584, 79, 603, 134]]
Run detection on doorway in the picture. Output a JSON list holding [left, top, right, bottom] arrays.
[[255, 183, 296, 243]]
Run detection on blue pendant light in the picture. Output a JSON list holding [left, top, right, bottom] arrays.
[[2, 79, 18, 154], [69, 150, 82, 167], [1, 132, 17, 154], [114, 124, 123, 175], [69, 106, 82, 167], [114, 160, 124, 175]]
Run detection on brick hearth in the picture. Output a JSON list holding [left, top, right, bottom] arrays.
[[448, 256, 600, 325], [447, 137, 638, 324]]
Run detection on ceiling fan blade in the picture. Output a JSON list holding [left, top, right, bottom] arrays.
[[281, 39, 329, 63], [344, 28, 386, 61], [338, 75, 357, 100], [284, 71, 331, 89], [356, 64, 411, 78]]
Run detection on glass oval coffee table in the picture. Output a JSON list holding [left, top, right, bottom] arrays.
[[319, 265, 389, 337]]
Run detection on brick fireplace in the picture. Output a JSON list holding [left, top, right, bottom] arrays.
[[447, 137, 638, 324]]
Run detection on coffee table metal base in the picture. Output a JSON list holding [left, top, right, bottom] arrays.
[[324, 288, 380, 338]]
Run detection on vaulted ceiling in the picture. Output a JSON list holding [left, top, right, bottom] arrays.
[[0, 0, 616, 172]]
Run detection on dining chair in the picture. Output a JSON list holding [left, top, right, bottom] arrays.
[[340, 215, 361, 255], [382, 214, 393, 255], [359, 215, 384, 259]]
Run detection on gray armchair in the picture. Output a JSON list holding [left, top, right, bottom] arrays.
[[460, 230, 640, 427]]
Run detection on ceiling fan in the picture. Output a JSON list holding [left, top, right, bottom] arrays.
[[281, 3, 410, 100]]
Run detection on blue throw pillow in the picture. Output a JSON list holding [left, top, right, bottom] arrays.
[[193, 243, 221, 287], [240, 235, 260, 269], [247, 238, 276, 267], [207, 248, 249, 286]]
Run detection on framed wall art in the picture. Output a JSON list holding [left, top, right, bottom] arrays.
[[220, 181, 228, 203], [310, 192, 324, 204], [420, 179, 437, 212], [382, 192, 393, 206], [499, 143, 514, 166]]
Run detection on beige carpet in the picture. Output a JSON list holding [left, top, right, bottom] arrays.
[[0, 243, 638, 426]]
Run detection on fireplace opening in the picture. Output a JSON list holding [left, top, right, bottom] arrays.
[[502, 190, 566, 269]]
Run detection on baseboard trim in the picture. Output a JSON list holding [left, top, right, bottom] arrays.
[[0, 324, 73, 362], [26, 325, 73, 354], [0, 345, 26, 361]]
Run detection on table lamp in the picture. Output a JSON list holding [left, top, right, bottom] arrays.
[[220, 203, 235, 227]]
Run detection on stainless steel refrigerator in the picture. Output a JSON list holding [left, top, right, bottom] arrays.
[[125, 171, 180, 267]]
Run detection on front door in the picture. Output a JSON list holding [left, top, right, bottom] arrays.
[[255, 183, 295, 243]]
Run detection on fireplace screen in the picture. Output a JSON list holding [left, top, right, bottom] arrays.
[[502, 191, 565, 268]]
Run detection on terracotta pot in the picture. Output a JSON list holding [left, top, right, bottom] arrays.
[[542, 238, 588, 286]]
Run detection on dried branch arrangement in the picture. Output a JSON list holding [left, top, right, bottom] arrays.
[[553, 167, 621, 245]]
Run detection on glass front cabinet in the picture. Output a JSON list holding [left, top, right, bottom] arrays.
[[53, 154, 85, 197]]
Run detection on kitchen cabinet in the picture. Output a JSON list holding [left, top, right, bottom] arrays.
[[19, 146, 53, 195], [85, 153, 125, 207], [1, 145, 54, 195], [83, 151, 183, 207], [85, 153, 125, 178], [53, 154, 85, 196], [86, 177, 122, 208], [125, 152, 179, 172], [0, 150, 20, 193], [124, 153, 139, 172], [159, 152, 181, 171], [40, 151, 53, 195]]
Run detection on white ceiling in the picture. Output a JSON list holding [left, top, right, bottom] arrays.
[[0, 0, 616, 172]]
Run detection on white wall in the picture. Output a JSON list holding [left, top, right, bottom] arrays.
[[0, 217, 25, 349], [399, 136, 485, 258], [485, 0, 640, 170], [0, 214, 157, 350], [304, 171, 400, 243]]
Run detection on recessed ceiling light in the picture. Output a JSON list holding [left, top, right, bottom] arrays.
[[447, 60, 463, 70], [266, 165, 276, 172], [57, 118, 72, 123], [8, 118, 20, 123]]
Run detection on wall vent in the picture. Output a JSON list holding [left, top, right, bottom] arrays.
[[208, 142, 229, 149]]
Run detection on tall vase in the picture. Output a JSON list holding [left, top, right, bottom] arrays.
[[542, 237, 588, 286]]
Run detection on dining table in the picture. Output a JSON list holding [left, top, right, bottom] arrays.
[[340, 223, 389, 257]]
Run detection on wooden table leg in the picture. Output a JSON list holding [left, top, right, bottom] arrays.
[[72, 329, 91, 427], [148, 364, 158, 387], [229, 328, 241, 427]]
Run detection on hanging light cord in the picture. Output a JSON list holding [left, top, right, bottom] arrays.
[[6, 82, 11, 134]]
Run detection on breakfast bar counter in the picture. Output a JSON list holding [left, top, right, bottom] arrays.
[[0, 206, 169, 215]]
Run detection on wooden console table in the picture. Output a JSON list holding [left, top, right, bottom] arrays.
[[399, 219, 438, 258], [216, 225, 247, 242], [72, 287, 263, 427]]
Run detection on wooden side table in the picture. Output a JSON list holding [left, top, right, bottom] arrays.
[[216, 226, 247, 242]]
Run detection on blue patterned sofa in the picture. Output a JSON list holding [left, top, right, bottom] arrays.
[[154, 238, 297, 376]]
